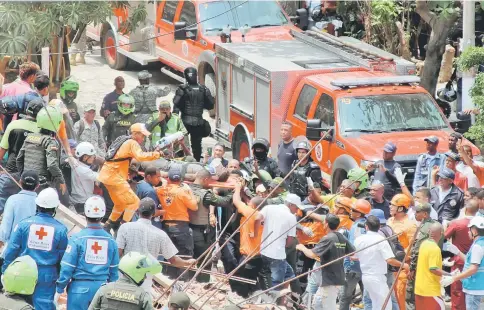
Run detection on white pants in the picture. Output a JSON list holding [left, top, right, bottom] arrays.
[[362, 274, 391, 310], [312, 285, 341, 310]]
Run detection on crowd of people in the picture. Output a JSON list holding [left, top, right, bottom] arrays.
[[0, 62, 483, 310]]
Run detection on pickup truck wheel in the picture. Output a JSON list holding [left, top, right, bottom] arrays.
[[103, 30, 127, 70], [232, 130, 250, 161], [204, 73, 216, 118]]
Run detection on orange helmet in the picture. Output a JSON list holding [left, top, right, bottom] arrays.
[[352, 199, 371, 215], [335, 197, 353, 213], [390, 194, 411, 209]]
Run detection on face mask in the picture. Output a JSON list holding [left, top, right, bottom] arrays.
[[254, 151, 267, 161]]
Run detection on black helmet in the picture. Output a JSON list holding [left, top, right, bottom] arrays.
[[184, 67, 198, 85], [0, 98, 19, 115], [295, 140, 311, 152], [252, 138, 270, 152], [25, 98, 45, 118], [437, 84, 457, 103]]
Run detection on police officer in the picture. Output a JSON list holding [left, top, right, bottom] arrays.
[[167, 292, 191, 310], [2, 187, 68, 310], [173, 67, 214, 161], [288, 140, 321, 200], [429, 168, 464, 224], [0, 255, 38, 310], [129, 70, 170, 124], [16, 106, 67, 193], [60, 79, 81, 123], [103, 94, 137, 147], [412, 136, 445, 194], [246, 138, 281, 179], [88, 251, 160, 310], [347, 167, 370, 199], [55, 196, 119, 310]]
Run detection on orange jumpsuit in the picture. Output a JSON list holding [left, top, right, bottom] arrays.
[[98, 139, 160, 222]]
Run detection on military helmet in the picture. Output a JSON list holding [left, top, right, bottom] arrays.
[[184, 67, 198, 85], [295, 140, 311, 152], [25, 98, 45, 118], [138, 70, 152, 80], [3, 255, 38, 295], [257, 170, 272, 182], [118, 94, 135, 115], [252, 138, 270, 152], [347, 167, 368, 191], [119, 252, 162, 285], [60, 80, 79, 99], [169, 292, 191, 309], [36, 106, 63, 132]]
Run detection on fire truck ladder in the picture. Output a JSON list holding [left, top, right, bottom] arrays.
[[291, 30, 395, 70]]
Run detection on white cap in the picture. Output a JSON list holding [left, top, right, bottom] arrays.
[[468, 216, 484, 230], [285, 193, 302, 206], [75, 142, 96, 158], [256, 184, 267, 193], [35, 188, 60, 209], [84, 196, 106, 218]]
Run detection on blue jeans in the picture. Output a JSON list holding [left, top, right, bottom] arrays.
[[466, 294, 484, 310], [363, 273, 399, 310], [261, 255, 295, 290]]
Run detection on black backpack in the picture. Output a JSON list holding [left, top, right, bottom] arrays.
[[380, 226, 406, 272], [105, 135, 131, 162]]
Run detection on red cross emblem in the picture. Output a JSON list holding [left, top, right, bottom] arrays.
[[91, 242, 102, 255], [93, 207, 100, 213], [35, 227, 48, 240]]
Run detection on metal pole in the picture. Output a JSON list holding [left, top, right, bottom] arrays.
[[41, 47, 50, 102], [461, 0, 476, 122]]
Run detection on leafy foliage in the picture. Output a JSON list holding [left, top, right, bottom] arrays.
[[117, 2, 148, 35]]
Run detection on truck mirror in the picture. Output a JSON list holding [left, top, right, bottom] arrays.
[[295, 8, 309, 30], [174, 22, 188, 40], [306, 119, 333, 141]]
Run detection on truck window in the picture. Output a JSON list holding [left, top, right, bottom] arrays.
[[162, 1, 178, 23], [294, 85, 317, 120], [179, 1, 196, 26], [314, 93, 335, 127]]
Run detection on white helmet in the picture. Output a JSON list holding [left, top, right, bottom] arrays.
[[35, 188, 60, 209], [84, 196, 106, 218], [468, 216, 484, 230], [75, 142, 96, 158]]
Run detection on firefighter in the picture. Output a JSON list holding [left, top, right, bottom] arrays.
[[60, 80, 81, 124], [2, 187, 68, 310], [88, 252, 160, 310], [288, 140, 322, 200], [103, 94, 137, 147], [0, 255, 38, 309], [247, 138, 281, 179], [99, 123, 162, 233], [173, 67, 214, 161], [129, 70, 170, 124], [55, 196, 119, 310], [146, 100, 189, 155], [167, 292, 191, 310], [16, 106, 67, 193], [334, 197, 355, 231]]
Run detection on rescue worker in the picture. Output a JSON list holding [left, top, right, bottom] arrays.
[[347, 167, 370, 199], [173, 67, 214, 161], [2, 187, 68, 310], [146, 100, 189, 155], [246, 138, 281, 179], [59, 79, 81, 123], [0, 255, 38, 310], [103, 94, 137, 147], [334, 197, 355, 231], [288, 140, 322, 200], [129, 70, 170, 124], [16, 106, 67, 193], [309, 179, 356, 213], [0, 98, 44, 173], [167, 292, 191, 310], [88, 251, 160, 310], [99, 123, 162, 232], [55, 196, 119, 310], [413, 136, 445, 194]]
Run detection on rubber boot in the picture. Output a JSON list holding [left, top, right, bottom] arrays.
[[69, 53, 77, 66], [76, 53, 86, 64]]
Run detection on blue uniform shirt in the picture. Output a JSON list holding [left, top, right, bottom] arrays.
[[2, 212, 68, 273], [344, 218, 366, 272], [412, 152, 445, 194], [0, 190, 37, 244], [56, 223, 119, 293]]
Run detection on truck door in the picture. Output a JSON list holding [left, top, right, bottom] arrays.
[[174, 1, 202, 67], [286, 83, 318, 138]]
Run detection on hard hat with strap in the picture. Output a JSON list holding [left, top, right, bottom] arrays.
[[75, 142, 96, 158], [36, 106, 63, 132], [169, 292, 191, 309], [352, 199, 371, 215], [3, 255, 38, 295], [118, 252, 162, 285], [84, 196, 106, 219], [35, 188, 60, 209], [390, 194, 411, 210]]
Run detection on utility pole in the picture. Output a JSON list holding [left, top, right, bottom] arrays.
[[461, 0, 475, 122]]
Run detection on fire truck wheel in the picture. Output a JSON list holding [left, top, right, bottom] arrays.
[[103, 29, 127, 70], [204, 73, 216, 117], [232, 128, 250, 161]]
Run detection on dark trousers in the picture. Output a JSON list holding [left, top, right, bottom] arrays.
[[185, 124, 204, 161], [219, 233, 244, 293], [236, 255, 263, 298], [286, 243, 303, 294], [190, 224, 215, 283], [162, 222, 194, 280]]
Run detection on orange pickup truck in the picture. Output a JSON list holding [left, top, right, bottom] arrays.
[[213, 30, 480, 192]]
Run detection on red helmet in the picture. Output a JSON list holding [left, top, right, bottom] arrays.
[[352, 199, 371, 215]]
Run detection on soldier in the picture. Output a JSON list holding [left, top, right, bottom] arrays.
[[88, 252, 160, 310], [173, 67, 214, 161], [129, 70, 170, 124], [103, 94, 137, 147], [0, 255, 38, 310], [287, 140, 322, 200], [16, 106, 67, 194], [167, 292, 191, 310], [246, 138, 281, 179], [60, 80, 81, 124]]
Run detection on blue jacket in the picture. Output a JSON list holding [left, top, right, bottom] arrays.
[[0, 190, 37, 244], [462, 237, 484, 293], [412, 152, 445, 194], [343, 218, 366, 273], [2, 212, 68, 273], [56, 223, 119, 293], [136, 180, 160, 206]]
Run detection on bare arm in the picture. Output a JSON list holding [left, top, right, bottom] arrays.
[[429, 268, 451, 277], [296, 244, 318, 260], [118, 248, 124, 258], [453, 264, 478, 282]]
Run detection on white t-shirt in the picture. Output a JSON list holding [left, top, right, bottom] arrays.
[[354, 231, 395, 275], [259, 204, 297, 260], [70, 160, 98, 204], [463, 243, 484, 295], [456, 163, 480, 188]]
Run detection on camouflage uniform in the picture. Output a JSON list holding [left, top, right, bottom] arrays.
[[102, 111, 137, 146]]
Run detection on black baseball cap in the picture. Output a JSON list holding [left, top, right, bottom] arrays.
[[21, 170, 39, 188], [138, 197, 156, 216]]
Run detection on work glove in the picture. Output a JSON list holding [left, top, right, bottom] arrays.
[[54, 292, 61, 309], [394, 167, 407, 186], [307, 177, 315, 191], [443, 242, 461, 255], [441, 275, 455, 287], [302, 226, 314, 238], [443, 257, 455, 267]]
